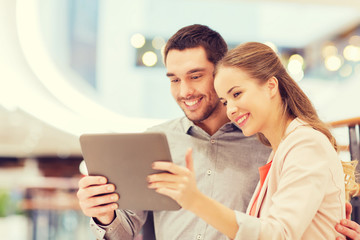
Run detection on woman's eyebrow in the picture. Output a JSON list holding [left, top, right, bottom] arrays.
[[227, 86, 240, 94]]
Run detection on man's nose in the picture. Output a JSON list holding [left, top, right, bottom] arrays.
[[179, 81, 195, 97]]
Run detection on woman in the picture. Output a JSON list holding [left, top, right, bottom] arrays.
[[147, 42, 355, 239]]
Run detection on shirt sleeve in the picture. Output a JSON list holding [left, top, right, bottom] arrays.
[[89, 209, 147, 240]]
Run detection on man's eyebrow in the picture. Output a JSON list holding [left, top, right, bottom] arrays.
[[187, 68, 206, 74], [166, 68, 206, 77]]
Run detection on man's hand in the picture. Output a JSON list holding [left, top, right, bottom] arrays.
[[335, 219, 360, 240], [336, 202, 360, 240], [77, 175, 119, 225]]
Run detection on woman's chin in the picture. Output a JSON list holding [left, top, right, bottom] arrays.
[[241, 129, 254, 137]]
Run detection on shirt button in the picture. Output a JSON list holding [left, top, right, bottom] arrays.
[[207, 169, 212, 175], [196, 234, 202, 239], [210, 139, 216, 144]]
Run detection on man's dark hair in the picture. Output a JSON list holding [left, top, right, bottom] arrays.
[[163, 24, 228, 65]]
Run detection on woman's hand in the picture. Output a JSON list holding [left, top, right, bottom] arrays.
[[149, 148, 238, 238], [147, 148, 201, 211]]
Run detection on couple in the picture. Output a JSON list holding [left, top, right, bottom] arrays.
[[77, 24, 359, 239]]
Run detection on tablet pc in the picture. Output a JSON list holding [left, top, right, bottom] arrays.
[[79, 132, 181, 211]]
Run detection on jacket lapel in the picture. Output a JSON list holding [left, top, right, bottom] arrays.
[[252, 118, 306, 217], [247, 151, 274, 216], [253, 160, 272, 217]]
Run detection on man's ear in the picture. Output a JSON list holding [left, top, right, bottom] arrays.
[[267, 76, 279, 98]]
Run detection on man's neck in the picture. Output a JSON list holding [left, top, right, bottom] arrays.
[[194, 105, 229, 136]]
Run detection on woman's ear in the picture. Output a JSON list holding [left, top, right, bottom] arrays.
[[267, 76, 279, 98]]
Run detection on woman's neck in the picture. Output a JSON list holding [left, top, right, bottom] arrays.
[[263, 112, 294, 152]]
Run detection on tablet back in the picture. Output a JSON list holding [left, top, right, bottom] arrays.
[[79, 132, 181, 211]]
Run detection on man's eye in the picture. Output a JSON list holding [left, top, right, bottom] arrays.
[[191, 75, 201, 80], [171, 78, 180, 83]]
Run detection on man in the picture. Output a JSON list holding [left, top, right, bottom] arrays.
[[336, 202, 360, 240], [77, 24, 359, 239]]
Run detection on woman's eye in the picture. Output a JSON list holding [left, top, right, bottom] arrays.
[[233, 92, 241, 97], [222, 101, 227, 106]]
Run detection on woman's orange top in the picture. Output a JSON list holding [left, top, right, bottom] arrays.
[[249, 160, 273, 217]]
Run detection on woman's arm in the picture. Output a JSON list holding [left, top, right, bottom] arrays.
[[148, 130, 344, 240], [147, 148, 239, 239]]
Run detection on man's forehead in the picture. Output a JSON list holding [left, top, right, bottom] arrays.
[[166, 47, 208, 64], [165, 48, 213, 76]]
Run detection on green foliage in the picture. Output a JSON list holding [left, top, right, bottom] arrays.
[[0, 188, 22, 217], [0, 189, 10, 217]]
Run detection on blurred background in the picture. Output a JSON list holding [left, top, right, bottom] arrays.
[[0, 0, 359, 239]]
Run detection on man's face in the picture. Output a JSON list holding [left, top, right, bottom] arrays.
[[165, 47, 221, 123]]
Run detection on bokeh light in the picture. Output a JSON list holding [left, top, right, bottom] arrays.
[[325, 55, 342, 71], [152, 36, 166, 50], [322, 44, 338, 58], [343, 45, 360, 62], [130, 33, 146, 48], [142, 51, 158, 67]]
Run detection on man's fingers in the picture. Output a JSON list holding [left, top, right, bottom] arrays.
[[345, 202, 353, 220], [78, 175, 107, 189], [341, 219, 360, 234], [81, 193, 119, 209], [77, 183, 116, 200], [82, 202, 118, 217], [336, 220, 360, 240], [336, 237, 346, 240]]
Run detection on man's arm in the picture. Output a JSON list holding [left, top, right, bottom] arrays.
[[336, 202, 360, 240]]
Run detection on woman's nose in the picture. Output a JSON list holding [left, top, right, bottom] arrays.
[[226, 103, 237, 119]]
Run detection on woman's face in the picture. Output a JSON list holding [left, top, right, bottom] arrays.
[[214, 66, 275, 136]]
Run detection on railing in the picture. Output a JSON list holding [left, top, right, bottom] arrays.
[[329, 117, 360, 223], [329, 117, 360, 162]]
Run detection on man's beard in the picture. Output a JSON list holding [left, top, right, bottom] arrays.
[[182, 100, 220, 123]]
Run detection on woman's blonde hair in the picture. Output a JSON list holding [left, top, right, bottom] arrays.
[[216, 42, 358, 200], [342, 160, 359, 201]]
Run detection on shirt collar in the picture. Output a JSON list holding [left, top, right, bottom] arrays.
[[180, 117, 240, 135]]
